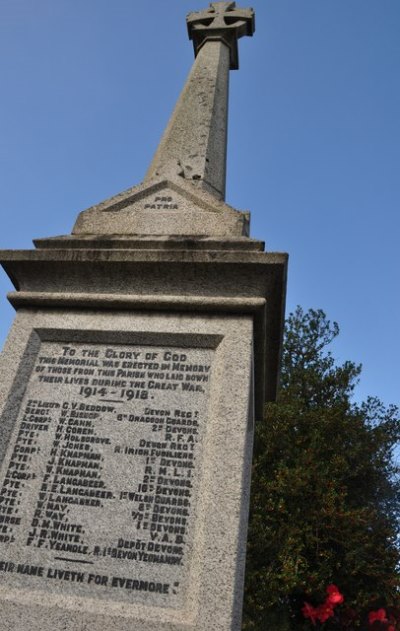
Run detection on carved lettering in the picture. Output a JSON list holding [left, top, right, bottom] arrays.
[[0, 341, 212, 607]]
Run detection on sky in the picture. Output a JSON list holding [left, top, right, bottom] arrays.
[[0, 0, 399, 410]]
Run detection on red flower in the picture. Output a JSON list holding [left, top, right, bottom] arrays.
[[302, 602, 319, 626], [326, 584, 344, 606], [317, 602, 335, 623], [368, 609, 388, 624]]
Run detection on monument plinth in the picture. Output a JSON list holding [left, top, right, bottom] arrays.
[[0, 3, 287, 630]]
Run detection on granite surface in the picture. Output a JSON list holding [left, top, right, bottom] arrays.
[[0, 2, 287, 629], [72, 178, 250, 237], [0, 245, 287, 413], [145, 41, 230, 200], [0, 310, 254, 631]]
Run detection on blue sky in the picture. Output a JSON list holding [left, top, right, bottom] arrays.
[[0, 0, 399, 409]]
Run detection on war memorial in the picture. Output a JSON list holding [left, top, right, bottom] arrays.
[[0, 2, 287, 629]]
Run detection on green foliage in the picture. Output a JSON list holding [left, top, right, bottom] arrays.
[[242, 307, 400, 630]]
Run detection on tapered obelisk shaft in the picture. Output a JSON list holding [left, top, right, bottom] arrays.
[[145, 40, 230, 200], [144, 1, 255, 201]]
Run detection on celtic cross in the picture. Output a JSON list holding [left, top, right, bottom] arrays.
[[187, 1, 255, 70], [145, 1, 255, 199]]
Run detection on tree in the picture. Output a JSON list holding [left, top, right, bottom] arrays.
[[242, 307, 400, 630]]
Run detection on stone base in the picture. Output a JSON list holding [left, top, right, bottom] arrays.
[[0, 309, 254, 631]]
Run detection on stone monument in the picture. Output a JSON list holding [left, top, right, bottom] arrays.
[[0, 2, 287, 630]]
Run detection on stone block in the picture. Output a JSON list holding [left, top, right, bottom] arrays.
[[0, 310, 254, 631]]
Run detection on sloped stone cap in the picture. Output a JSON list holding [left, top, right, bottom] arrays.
[[73, 178, 250, 237]]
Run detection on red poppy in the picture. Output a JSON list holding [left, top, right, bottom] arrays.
[[302, 602, 319, 626], [368, 609, 388, 624], [326, 584, 344, 606], [317, 602, 335, 623]]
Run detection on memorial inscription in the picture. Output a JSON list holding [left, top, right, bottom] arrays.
[[0, 340, 212, 608], [143, 196, 179, 210], [0, 2, 286, 627]]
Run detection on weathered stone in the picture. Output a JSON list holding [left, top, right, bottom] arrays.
[[0, 2, 287, 630], [144, 43, 230, 201], [0, 310, 255, 631], [0, 246, 287, 414], [187, 2, 255, 70], [73, 178, 250, 236]]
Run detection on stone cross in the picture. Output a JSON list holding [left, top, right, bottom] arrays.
[[0, 3, 288, 630], [187, 1, 255, 70], [145, 1, 255, 200]]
